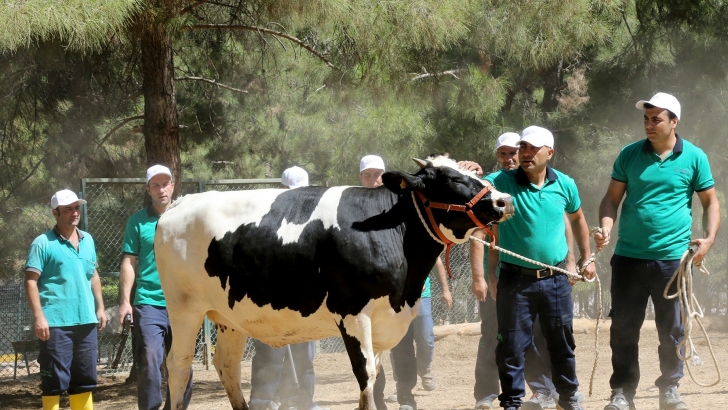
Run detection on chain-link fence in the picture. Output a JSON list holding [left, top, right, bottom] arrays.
[[1, 180, 726, 380]]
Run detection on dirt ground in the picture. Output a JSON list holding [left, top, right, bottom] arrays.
[[2, 319, 727, 410]]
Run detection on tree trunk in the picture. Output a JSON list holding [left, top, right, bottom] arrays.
[[138, 12, 182, 198]]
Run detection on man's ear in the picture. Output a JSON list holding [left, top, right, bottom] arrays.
[[382, 171, 425, 195]]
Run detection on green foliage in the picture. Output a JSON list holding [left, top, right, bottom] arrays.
[[0, 0, 142, 52]]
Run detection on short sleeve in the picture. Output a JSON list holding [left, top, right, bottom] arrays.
[[692, 150, 715, 192], [122, 217, 140, 256], [484, 170, 503, 189], [564, 177, 581, 214], [611, 148, 628, 183], [25, 237, 46, 274]]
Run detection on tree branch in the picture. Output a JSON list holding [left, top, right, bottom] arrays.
[[410, 69, 466, 81], [179, 1, 210, 16], [174, 76, 250, 94], [2, 153, 46, 202], [187, 24, 337, 70], [97, 115, 144, 148]]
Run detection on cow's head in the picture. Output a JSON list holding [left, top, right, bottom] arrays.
[[381, 154, 514, 243]]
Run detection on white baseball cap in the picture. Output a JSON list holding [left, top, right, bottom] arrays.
[[520, 126, 554, 148], [51, 189, 86, 209], [146, 165, 173, 183], [281, 166, 309, 188], [635, 92, 681, 120], [495, 132, 521, 149], [360, 155, 385, 173]]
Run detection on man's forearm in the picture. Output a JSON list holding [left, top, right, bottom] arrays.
[[119, 259, 135, 305], [469, 235, 485, 281], [599, 198, 618, 231], [24, 277, 44, 320], [703, 200, 721, 242], [434, 258, 450, 290], [572, 216, 592, 259]]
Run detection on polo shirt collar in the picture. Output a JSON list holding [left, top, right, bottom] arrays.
[[52, 226, 84, 241], [146, 204, 162, 218], [515, 166, 558, 186], [642, 133, 683, 154]]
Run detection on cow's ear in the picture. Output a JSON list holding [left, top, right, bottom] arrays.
[[382, 171, 424, 195]]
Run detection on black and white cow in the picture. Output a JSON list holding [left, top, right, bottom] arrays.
[[154, 155, 514, 410]]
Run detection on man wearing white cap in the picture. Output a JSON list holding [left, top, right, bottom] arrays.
[[471, 132, 579, 410], [595, 93, 720, 410], [25, 189, 107, 410], [250, 166, 328, 410], [119, 165, 193, 410], [281, 166, 309, 189], [484, 126, 595, 410], [359, 155, 385, 188]]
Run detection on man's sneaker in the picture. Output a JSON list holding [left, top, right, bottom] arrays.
[[387, 392, 398, 402], [475, 398, 495, 409], [522, 391, 556, 409], [399, 406, 415, 410], [660, 385, 688, 410], [421, 372, 437, 391], [604, 389, 635, 410]]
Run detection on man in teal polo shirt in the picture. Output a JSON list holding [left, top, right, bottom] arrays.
[[484, 126, 595, 410], [595, 93, 720, 410], [468, 132, 581, 410], [25, 189, 107, 410], [119, 165, 192, 410]]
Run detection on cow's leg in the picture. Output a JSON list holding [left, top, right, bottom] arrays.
[[167, 311, 204, 410], [337, 315, 378, 410], [213, 325, 249, 410]]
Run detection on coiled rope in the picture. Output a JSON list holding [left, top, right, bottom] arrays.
[[469, 228, 605, 396], [663, 246, 721, 387]]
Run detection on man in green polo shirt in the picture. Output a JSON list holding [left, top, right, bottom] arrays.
[[119, 165, 192, 410], [25, 189, 107, 410], [595, 93, 720, 410], [484, 126, 595, 410]]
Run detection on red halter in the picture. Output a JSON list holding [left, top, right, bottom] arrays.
[[415, 185, 497, 278]]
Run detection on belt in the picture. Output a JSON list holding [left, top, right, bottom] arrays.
[[499, 260, 566, 279]]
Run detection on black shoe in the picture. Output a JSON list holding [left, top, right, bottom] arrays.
[[660, 385, 688, 410]]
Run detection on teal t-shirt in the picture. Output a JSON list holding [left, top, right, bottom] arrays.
[[612, 136, 714, 260], [123, 207, 166, 307], [422, 277, 431, 298], [485, 167, 581, 269], [25, 228, 98, 327]]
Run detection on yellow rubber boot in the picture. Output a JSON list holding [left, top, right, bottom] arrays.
[[41, 395, 60, 410], [69, 391, 93, 410]]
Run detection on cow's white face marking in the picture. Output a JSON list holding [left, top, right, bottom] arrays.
[[276, 186, 347, 245], [426, 154, 484, 184]]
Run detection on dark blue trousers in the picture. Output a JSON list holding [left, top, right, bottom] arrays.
[[496, 267, 578, 409], [133, 304, 193, 410], [608, 255, 684, 396], [249, 339, 317, 410], [474, 295, 555, 403], [38, 324, 98, 396]]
